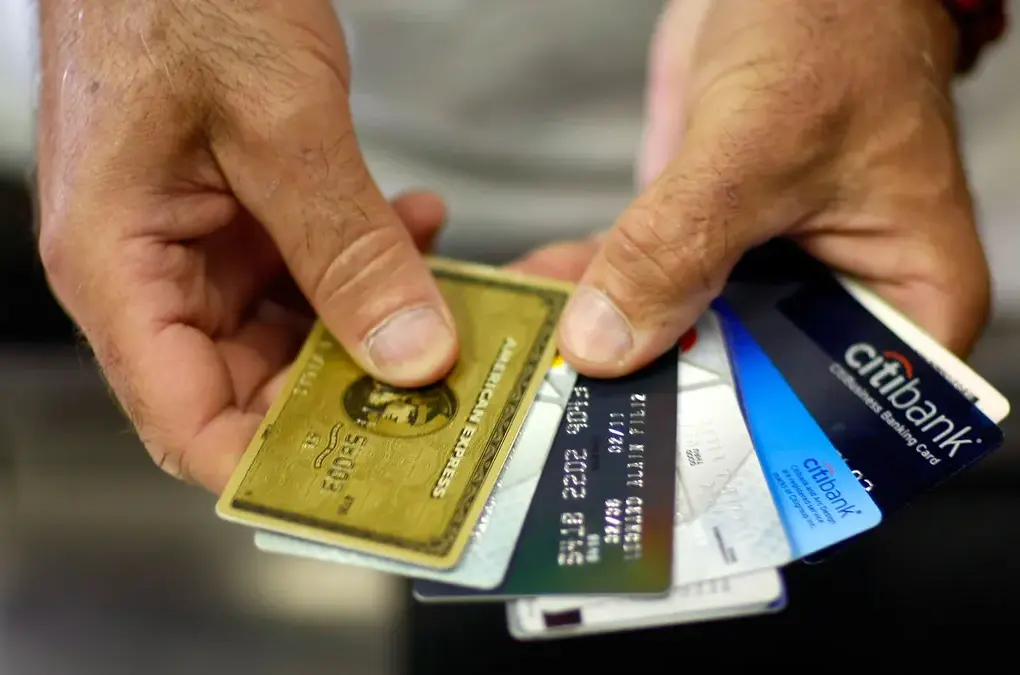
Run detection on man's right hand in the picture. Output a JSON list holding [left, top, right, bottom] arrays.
[[36, 0, 457, 492]]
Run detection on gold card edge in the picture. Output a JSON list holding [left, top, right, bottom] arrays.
[[426, 256, 576, 295]]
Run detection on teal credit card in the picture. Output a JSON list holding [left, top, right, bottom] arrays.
[[413, 348, 679, 601]]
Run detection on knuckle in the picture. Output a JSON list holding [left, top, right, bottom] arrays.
[[515, 247, 560, 276], [906, 216, 990, 353], [36, 206, 90, 302], [691, 67, 850, 182], [614, 217, 674, 291], [198, 3, 350, 112], [277, 40, 352, 102], [526, 242, 576, 268], [230, 72, 365, 201], [961, 247, 992, 334], [312, 222, 419, 332], [38, 214, 117, 332], [37, 223, 70, 290], [606, 206, 727, 313], [224, 44, 351, 146], [518, 242, 595, 282]]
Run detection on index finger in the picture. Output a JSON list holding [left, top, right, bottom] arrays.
[[86, 260, 302, 492]]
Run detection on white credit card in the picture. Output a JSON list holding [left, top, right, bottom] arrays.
[[506, 569, 785, 640], [253, 359, 578, 590], [672, 312, 792, 585]]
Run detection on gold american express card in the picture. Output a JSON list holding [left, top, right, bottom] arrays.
[[216, 258, 572, 569]]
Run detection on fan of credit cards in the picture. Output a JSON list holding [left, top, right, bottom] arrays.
[[216, 241, 1010, 640]]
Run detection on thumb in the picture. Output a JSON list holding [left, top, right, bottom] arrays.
[[216, 80, 457, 388], [559, 116, 811, 377]]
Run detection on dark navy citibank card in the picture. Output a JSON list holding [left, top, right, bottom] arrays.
[[715, 240, 1004, 558], [414, 348, 679, 601]]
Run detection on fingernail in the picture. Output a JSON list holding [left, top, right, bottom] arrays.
[[560, 286, 633, 365], [366, 307, 455, 382]]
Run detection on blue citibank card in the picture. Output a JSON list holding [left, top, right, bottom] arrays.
[[714, 240, 1010, 560]]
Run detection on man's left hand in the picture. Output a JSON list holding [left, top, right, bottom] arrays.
[[512, 0, 990, 375]]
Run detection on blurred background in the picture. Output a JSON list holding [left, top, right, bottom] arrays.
[[2, 1, 1020, 673]]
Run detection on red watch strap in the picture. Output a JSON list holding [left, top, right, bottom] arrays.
[[941, 0, 1008, 72]]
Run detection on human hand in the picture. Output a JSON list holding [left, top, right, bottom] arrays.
[[37, 0, 457, 491], [514, 0, 990, 376]]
